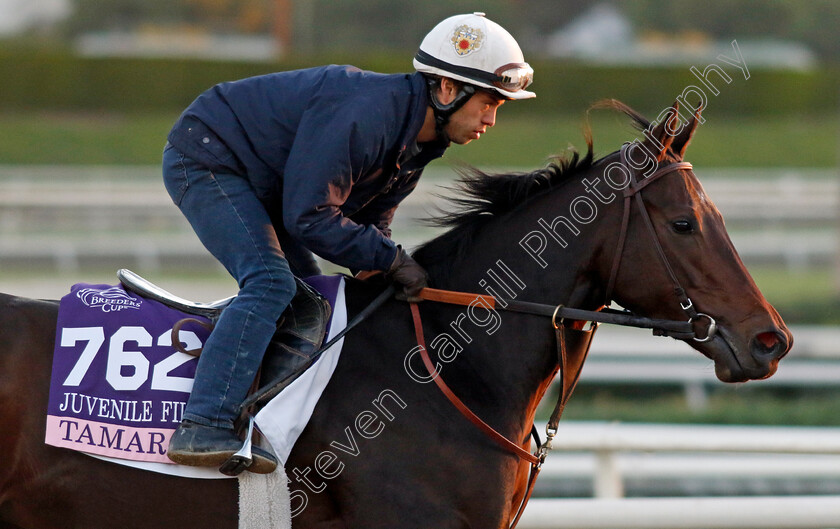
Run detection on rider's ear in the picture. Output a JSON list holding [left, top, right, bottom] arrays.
[[671, 105, 703, 159], [437, 77, 458, 105]]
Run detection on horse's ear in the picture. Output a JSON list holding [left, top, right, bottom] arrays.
[[671, 105, 703, 159], [642, 100, 680, 162]]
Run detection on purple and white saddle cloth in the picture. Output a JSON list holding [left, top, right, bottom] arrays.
[[46, 275, 347, 479]]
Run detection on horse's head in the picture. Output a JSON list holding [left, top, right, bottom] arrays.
[[604, 100, 792, 382], [413, 99, 791, 383]]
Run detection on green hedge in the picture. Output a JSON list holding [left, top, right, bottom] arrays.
[[1, 49, 836, 117], [535, 64, 839, 120]]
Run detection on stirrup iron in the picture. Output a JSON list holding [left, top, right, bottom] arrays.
[[219, 416, 256, 476]]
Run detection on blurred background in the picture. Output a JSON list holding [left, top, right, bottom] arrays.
[[2, 0, 839, 523]]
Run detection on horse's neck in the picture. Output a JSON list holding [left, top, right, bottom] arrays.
[[422, 168, 622, 440], [437, 204, 612, 311]]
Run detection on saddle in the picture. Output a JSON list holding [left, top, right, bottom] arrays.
[[117, 269, 332, 406]]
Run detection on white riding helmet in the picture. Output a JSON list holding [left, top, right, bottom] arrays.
[[413, 12, 535, 100]]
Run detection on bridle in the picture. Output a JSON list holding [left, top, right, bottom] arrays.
[[408, 144, 719, 528], [605, 142, 717, 343]]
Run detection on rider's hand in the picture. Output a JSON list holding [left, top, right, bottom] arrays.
[[387, 247, 428, 301]]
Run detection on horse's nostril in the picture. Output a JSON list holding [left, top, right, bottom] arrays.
[[756, 331, 780, 350], [752, 331, 788, 361]]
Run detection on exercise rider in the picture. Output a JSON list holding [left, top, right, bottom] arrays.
[[162, 12, 536, 474]]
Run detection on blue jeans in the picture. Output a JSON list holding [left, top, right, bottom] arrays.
[[162, 144, 304, 429]]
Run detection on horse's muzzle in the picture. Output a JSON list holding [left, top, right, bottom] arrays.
[[697, 324, 792, 383], [749, 329, 792, 377]]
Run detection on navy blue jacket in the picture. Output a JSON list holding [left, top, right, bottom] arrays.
[[167, 65, 447, 272]]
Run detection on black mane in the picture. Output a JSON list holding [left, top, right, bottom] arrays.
[[412, 143, 593, 283], [412, 99, 649, 284]]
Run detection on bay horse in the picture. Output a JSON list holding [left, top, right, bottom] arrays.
[[0, 101, 791, 529]]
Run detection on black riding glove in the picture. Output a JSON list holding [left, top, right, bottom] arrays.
[[387, 247, 428, 302]]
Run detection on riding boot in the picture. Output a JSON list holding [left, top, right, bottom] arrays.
[[167, 420, 278, 474], [256, 279, 331, 407]]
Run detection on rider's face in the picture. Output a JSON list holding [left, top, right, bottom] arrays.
[[436, 78, 505, 145], [444, 90, 505, 145]]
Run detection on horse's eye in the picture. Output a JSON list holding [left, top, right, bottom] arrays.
[[672, 219, 694, 234]]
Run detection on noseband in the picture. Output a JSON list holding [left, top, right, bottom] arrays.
[[604, 142, 717, 343]]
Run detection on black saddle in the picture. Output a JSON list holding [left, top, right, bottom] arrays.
[[117, 269, 332, 404]]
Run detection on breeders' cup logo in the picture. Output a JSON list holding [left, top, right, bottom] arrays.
[[451, 24, 484, 56], [77, 286, 142, 313]]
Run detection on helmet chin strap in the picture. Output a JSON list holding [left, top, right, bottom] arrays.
[[425, 76, 475, 143]]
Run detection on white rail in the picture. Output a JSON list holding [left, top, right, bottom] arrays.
[[570, 324, 840, 410], [0, 167, 837, 271], [543, 421, 840, 498], [518, 496, 840, 529], [515, 422, 840, 529]]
